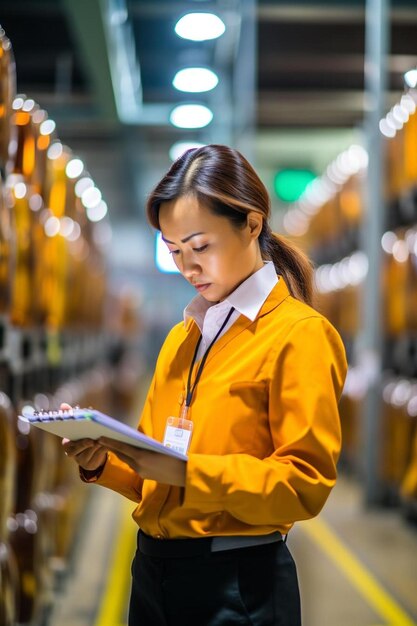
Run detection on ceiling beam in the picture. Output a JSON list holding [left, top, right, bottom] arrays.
[[61, 0, 119, 121], [127, 1, 417, 24], [257, 89, 403, 126], [62, 0, 170, 125], [258, 4, 417, 23], [257, 53, 417, 74]]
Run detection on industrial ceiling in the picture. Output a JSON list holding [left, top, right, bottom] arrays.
[[1, 0, 417, 264], [3, 0, 417, 126]]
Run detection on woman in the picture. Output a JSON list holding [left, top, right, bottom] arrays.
[[63, 145, 347, 626]]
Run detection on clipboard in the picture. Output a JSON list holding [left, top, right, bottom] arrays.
[[19, 407, 188, 461]]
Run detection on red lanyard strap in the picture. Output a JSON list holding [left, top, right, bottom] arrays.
[[185, 306, 235, 409]]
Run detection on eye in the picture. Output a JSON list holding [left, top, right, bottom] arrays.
[[193, 244, 209, 253], [168, 249, 180, 256]]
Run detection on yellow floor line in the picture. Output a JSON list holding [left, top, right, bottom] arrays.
[[301, 517, 416, 626], [94, 500, 137, 626]]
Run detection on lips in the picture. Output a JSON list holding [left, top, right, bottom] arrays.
[[194, 283, 211, 292]]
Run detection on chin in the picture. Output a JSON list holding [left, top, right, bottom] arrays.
[[204, 289, 232, 303], [202, 294, 220, 303]]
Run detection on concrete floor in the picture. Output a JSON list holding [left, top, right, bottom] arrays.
[[48, 474, 417, 626]]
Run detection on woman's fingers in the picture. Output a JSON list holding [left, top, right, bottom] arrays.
[[96, 438, 186, 486], [98, 438, 149, 473], [62, 438, 107, 470], [60, 402, 73, 410], [63, 438, 96, 456]]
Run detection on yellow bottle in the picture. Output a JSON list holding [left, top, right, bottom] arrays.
[[7, 175, 33, 328], [0, 27, 16, 173]]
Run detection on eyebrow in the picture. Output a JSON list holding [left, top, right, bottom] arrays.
[[161, 231, 206, 244]]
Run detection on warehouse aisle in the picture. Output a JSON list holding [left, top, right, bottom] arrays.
[[48, 474, 417, 626]]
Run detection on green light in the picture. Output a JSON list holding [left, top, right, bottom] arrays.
[[274, 169, 317, 203]]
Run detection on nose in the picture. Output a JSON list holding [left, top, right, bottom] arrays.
[[180, 252, 201, 280]]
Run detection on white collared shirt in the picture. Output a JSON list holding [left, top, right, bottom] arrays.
[[183, 261, 279, 360]]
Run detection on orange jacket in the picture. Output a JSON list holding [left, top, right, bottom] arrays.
[[96, 277, 348, 538]]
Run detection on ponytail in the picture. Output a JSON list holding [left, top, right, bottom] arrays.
[[260, 226, 314, 306]]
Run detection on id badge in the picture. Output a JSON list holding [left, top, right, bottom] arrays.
[[163, 416, 193, 456]]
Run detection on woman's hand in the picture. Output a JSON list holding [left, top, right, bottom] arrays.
[[62, 437, 108, 471], [98, 437, 187, 487], [60, 403, 107, 472], [59, 403, 186, 486]]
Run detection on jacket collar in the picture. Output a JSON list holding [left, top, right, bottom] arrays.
[[184, 261, 278, 331], [184, 276, 291, 366]]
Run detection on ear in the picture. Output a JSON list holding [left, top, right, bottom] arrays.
[[247, 211, 263, 239]]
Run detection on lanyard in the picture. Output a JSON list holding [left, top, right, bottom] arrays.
[[184, 306, 235, 413]]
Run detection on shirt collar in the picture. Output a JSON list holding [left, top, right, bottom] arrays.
[[184, 261, 278, 328]]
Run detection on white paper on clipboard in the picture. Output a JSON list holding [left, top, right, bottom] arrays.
[[19, 407, 188, 461]]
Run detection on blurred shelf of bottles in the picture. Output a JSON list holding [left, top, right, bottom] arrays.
[[0, 27, 146, 626], [283, 90, 417, 521]]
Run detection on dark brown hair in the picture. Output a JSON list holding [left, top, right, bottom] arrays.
[[146, 144, 314, 305]]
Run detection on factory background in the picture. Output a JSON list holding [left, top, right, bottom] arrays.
[[0, 0, 416, 624]]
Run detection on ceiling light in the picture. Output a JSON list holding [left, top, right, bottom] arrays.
[[47, 142, 63, 160], [87, 200, 108, 222], [44, 216, 60, 237], [347, 144, 368, 171], [22, 99, 35, 112], [14, 182, 27, 199], [379, 119, 396, 138], [66, 158, 84, 179], [32, 109, 47, 124], [40, 119, 56, 136], [401, 93, 416, 114], [29, 194, 42, 211], [381, 231, 397, 254], [170, 104, 213, 129], [404, 69, 417, 89], [348, 251, 369, 284], [67, 221, 81, 242], [81, 186, 102, 209], [12, 97, 24, 110], [393, 104, 409, 124], [60, 217, 75, 238], [75, 177, 94, 197], [173, 68, 218, 93], [169, 141, 205, 161], [386, 111, 403, 131], [175, 13, 225, 42], [392, 240, 409, 263]]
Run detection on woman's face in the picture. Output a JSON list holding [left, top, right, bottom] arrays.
[[159, 195, 264, 302]]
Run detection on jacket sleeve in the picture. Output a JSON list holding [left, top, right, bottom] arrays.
[[182, 316, 348, 525], [92, 373, 156, 502]]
